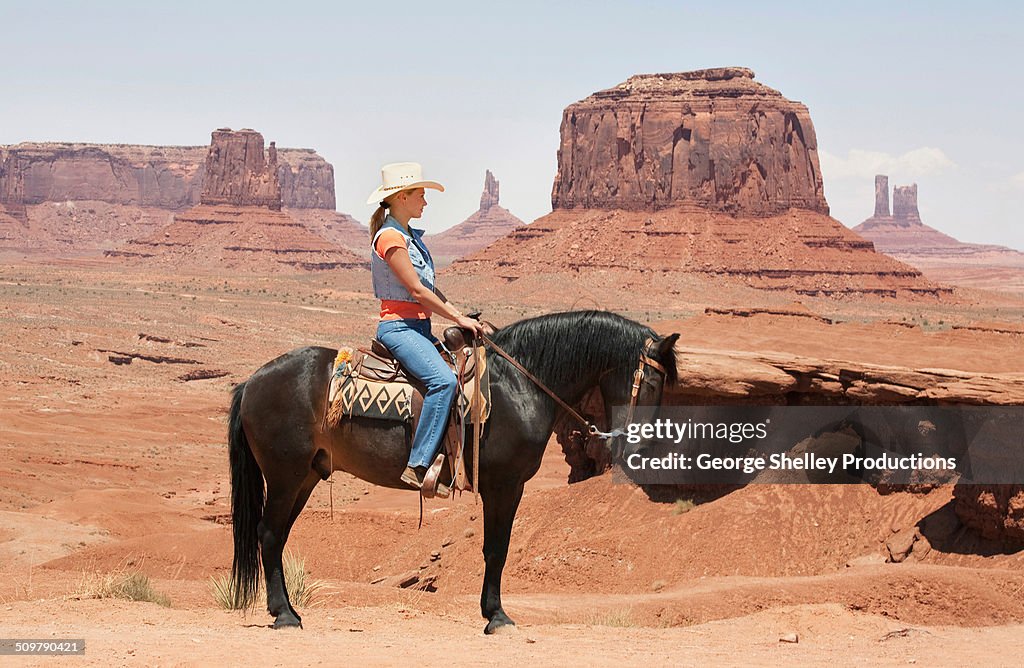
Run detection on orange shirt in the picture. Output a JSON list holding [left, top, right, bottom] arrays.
[[374, 229, 432, 321]]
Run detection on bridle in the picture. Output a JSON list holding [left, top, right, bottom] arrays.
[[622, 338, 668, 435], [480, 333, 667, 440]]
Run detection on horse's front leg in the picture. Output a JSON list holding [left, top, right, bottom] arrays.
[[479, 479, 525, 634]]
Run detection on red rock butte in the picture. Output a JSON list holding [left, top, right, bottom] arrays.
[[426, 170, 525, 266], [451, 68, 945, 298], [854, 176, 1007, 256], [108, 129, 363, 273], [854, 175, 1024, 294], [551, 67, 828, 216]]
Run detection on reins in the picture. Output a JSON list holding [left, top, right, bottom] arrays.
[[479, 333, 665, 440]]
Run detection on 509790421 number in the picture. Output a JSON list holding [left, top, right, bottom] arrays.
[[0, 639, 86, 655]]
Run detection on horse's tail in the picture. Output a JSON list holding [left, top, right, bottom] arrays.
[[228, 380, 263, 610]]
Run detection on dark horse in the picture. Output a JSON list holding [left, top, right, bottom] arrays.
[[228, 310, 678, 633]]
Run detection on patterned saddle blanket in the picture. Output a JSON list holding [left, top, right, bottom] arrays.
[[324, 344, 490, 428]]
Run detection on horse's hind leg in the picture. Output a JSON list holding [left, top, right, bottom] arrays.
[[277, 473, 321, 625], [479, 480, 525, 634], [259, 477, 308, 629]]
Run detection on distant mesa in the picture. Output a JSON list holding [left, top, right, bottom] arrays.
[[451, 68, 942, 298], [551, 67, 829, 217], [0, 138, 336, 211], [427, 170, 525, 266], [0, 128, 362, 266], [854, 175, 1024, 294], [108, 129, 364, 273]]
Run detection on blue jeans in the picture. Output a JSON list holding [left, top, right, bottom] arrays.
[[376, 318, 457, 469]]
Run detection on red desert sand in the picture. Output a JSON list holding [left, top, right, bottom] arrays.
[[1, 260, 1023, 665]]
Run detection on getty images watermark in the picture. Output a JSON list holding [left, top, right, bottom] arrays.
[[609, 406, 1024, 486]]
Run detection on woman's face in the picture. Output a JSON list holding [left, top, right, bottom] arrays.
[[395, 188, 427, 218]]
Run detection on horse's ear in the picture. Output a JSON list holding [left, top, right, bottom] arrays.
[[657, 333, 680, 357]]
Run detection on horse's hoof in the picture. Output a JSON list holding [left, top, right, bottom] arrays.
[[272, 612, 303, 630], [484, 612, 516, 635]]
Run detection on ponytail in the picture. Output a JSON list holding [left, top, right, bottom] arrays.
[[369, 204, 388, 242]]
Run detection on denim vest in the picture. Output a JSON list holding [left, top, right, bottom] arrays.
[[371, 216, 437, 302]]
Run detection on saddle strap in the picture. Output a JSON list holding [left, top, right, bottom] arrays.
[[472, 343, 483, 504], [453, 353, 470, 490]]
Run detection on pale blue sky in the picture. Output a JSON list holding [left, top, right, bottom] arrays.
[[3, 1, 1022, 248]]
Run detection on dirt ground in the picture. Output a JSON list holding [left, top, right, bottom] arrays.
[[2, 257, 1023, 666]]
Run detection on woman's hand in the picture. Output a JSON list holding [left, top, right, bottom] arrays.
[[456, 314, 484, 337]]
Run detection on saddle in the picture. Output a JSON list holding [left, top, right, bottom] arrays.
[[323, 321, 495, 498], [357, 327, 483, 385]]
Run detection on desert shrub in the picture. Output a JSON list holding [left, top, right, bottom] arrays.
[[74, 569, 171, 607]]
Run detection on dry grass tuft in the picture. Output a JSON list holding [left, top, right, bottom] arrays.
[[282, 550, 326, 608], [73, 569, 171, 607], [673, 498, 696, 515], [555, 607, 639, 627], [210, 550, 326, 610]]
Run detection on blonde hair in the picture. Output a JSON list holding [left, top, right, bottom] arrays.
[[369, 204, 388, 241], [369, 190, 404, 240]]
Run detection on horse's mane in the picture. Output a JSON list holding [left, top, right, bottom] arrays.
[[488, 310, 677, 388]]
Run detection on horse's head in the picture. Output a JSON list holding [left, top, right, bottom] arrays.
[[600, 332, 679, 426]]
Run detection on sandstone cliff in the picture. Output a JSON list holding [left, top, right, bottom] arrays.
[[108, 130, 362, 273], [276, 149, 337, 209], [892, 184, 921, 224], [427, 170, 524, 266], [0, 139, 336, 210], [200, 129, 282, 210], [551, 67, 829, 216], [854, 176, 1024, 294], [0, 149, 27, 222], [873, 175, 890, 218], [548, 316, 1024, 545]]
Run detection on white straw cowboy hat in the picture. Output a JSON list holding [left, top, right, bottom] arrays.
[[365, 162, 445, 205]]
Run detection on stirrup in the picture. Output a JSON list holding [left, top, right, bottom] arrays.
[[420, 453, 446, 499]]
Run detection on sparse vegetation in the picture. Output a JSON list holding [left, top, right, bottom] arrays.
[[673, 498, 696, 515], [73, 568, 171, 607], [209, 572, 243, 610], [210, 550, 326, 610], [283, 551, 326, 608], [555, 607, 639, 627], [584, 608, 636, 627]]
